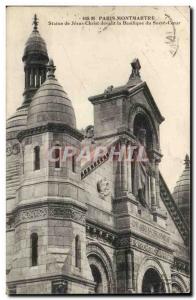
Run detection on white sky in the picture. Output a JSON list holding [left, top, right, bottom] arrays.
[[6, 6, 190, 191]]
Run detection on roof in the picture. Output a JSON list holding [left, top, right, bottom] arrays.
[[173, 155, 190, 205], [22, 15, 48, 61], [172, 155, 190, 224], [6, 107, 28, 139], [27, 59, 76, 129], [89, 76, 164, 125]]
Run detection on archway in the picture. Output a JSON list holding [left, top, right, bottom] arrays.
[[172, 283, 183, 294], [87, 242, 114, 293], [128, 104, 159, 150], [90, 264, 103, 294], [142, 268, 165, 294], [88, 255, 110, 294], [136, 257, 170, 293], [133, 113, 154, 152], [171, 273, 188, 293]]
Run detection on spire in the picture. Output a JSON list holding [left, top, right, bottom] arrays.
[[127, 58, 142, 86], [33, 14, 39, 32], [184, 154, 190, 169], [47, 59, 56, 79], [20, 14, 49, 108]]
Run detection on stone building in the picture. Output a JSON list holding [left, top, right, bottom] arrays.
[[6, 15, 190, 294]]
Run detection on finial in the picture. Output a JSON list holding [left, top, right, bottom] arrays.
[[184, 154, 190, 169], [127, 58, 142, 86], [130, 58, 141, 78], [33, 14, 39, 32], [47, 58, 56, 79]]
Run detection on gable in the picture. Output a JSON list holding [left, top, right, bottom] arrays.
[[128, 81, 164, 124]]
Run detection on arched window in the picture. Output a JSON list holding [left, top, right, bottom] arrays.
[[31, 233, 38, 266], [72, 155, 76, 173], [34, 146, 40, 170], [142, 268, 165, 294], [54, 145, 61, 169], [75, 235, 81, 268]]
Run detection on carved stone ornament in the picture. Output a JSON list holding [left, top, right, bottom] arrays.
[[104, 85, 114, 94], [14, 204, 86, 226], [97, 178, 110, 199], [52, 280, 68, 294], [116, 236, 173, 263], [6, 142, 20, 156]]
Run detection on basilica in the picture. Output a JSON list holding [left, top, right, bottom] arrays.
[[6, 15, 190, 294]]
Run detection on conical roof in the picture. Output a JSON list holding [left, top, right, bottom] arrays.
[[27, 59, 76, 128]]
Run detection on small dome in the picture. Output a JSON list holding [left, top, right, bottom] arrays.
[[7, 107, 28, 139], [27, 60, 76, 128], [173, 155, 190, 224], [22, 15, 48, 61]]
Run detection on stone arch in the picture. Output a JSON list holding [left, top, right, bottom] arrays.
[[136, 256, 170, 293], [86, 242, 115, 293], [128, 104, 159, 150], [171, 273, 189, 293]]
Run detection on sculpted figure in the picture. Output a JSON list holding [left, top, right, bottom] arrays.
[[132, 128, 152, 207]]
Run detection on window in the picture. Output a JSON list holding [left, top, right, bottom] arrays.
[[75, 235, 81, 268], [72, 155, 76, 173], [31, 233, 38, 266], [54, 145, 61, 169], [34, 146, 40, 170]]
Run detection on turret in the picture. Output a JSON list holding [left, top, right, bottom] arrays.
[[21, 14, 49, 106]]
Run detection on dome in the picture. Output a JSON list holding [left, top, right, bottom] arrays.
[[173, 154, 190, 224], [22, 15, 48, 61], [27, 59, 76, 128], [7, 107, 28, 139], [6, 107, 28, 203]]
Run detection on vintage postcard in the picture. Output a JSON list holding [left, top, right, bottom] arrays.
[[6, 6, 191, 295]]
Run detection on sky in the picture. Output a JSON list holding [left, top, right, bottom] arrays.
[[6, 6, 190, 191]]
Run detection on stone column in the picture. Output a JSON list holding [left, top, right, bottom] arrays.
[[150, 175, 157, 209], [36, 68, 40, 87], [126, 250, 133, 293], [30, 69, 34, 87], [121, 141, 128, 192], [147, 175, 151, 207], [127, 142, 132, 193], [155, 160, 160, 207]]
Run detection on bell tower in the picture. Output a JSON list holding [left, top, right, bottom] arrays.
[[21, 14, 49, 107]]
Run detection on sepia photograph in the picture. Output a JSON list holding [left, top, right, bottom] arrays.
[[6, 6, 191, 295]]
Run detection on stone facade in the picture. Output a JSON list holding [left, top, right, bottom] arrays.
[[6, 16, 190, 295]]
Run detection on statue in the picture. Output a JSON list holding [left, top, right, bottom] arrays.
[[132, 128, 152, 208]]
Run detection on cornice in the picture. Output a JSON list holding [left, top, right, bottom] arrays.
[[17, 122, 84, 142]]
